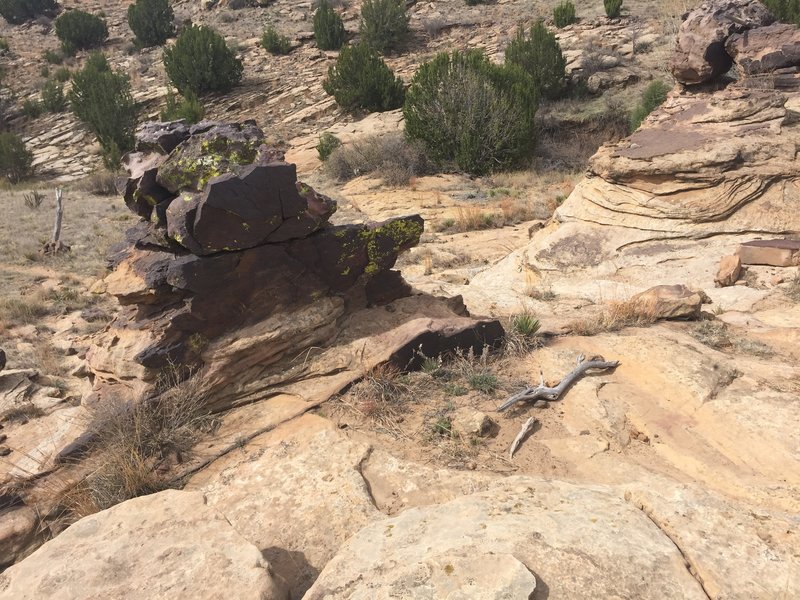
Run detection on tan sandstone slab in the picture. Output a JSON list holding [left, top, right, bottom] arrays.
[[0, 489, 288, 600]]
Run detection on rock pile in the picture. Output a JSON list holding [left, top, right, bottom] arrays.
[[87, 120, 501, 411]]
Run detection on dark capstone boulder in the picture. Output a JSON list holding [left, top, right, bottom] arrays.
[[726, 23, 800, 75], [135, 121, 191, 154], [155, 121, 282, 194], [670, 0, 774, 85], [165, 163, 336, 255]]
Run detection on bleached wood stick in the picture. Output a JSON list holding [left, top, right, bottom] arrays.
[[509, 416, 536, 458], [51, 188, 63, 244], [498, 354, 620, 412]]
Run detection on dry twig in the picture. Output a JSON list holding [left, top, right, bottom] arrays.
[[509, 416, 537, 458], [498, 354, 620, 412]]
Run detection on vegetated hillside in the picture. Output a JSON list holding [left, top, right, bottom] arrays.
[[0, 0, 677, 181]]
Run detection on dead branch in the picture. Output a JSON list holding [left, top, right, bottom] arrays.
[[509, 416, 536, 458], [498, 354, 620, 412]]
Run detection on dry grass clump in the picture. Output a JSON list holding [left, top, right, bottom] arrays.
[[690, 320, 774, 357], [58, 371, 214, 518], [340, 363, 415, 432], [74, 169, 120, 196], [503, 311, 543, 356], [569, 298, 660, 336], [0, 286, 95, 328], [325, 134, 432, 186], [0, 402, 46, 425]]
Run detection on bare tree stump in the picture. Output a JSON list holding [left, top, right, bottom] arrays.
[[41, 188, 70, 255]]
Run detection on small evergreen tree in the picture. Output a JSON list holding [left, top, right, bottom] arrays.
[[404, 50, 538, 175], [604, 0, 623, 18], [55, 10, 108, 54], [359, 0, 409, 54], [0, 0, 58, 25], [323, 43, 405, 112], [0, 132, 33, 182], [68, 53, 137, 168], [314, 0, 346, 51], [128, 0, 175, 48], [629, 80, 670, 131], [762, 0, 800, 24], [163, 25, 243, 96], [505, 22, 567, 100], [317, 132, 342, 161], [553, 1, 576, 28], [160, 90, 205, 124], [261, 25, 292, 55], [41, 78, 67, 112]]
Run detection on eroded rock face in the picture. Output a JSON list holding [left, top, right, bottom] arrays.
[[0, 490, 289, 600], [727, 22, 800, 75], [670, 0, 774, 84]]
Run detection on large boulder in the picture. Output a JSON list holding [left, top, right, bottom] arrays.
[[670, 0, 774, 85], [0, 489, 289, 600], [88, 121, 503, 411]]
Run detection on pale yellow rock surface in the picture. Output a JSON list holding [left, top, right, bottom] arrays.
[[0, 489, 288, 600]]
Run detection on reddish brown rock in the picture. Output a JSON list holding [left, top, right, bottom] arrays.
[[727, 23, 800, 75], [736, 239, 800, 266], [670, 0, 774, 85], [715, 254, 742, 287]]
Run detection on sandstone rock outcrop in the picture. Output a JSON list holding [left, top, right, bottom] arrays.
[[670, 0, 774, 84], [726, 22, 800, 75], [0, 489, 289, 600], [89, 121, 502, 411], [736, 238, 800, 266]]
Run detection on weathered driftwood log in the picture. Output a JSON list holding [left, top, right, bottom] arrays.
[[498, 354, 620, 412], [509, 416, 537, 458]]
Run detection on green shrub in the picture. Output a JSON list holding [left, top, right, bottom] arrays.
[[55, 10, 109, 55], [604, 0, 623, 18], [505, 21, 567, 100], [629, 80, 670, 131], [360, 0, 409, 54], [511, 313, 541, 337], [316, 132, 342, 161], [323, 43, 405, 112], [160, 90, 204, 124], [39, 65, 49, 78], [128, 0, 175, 48], [404, 49, 538, 175], [260, 25, 292, 55], [314, 0, 346, 50], [41, 78, 67, 112], [762, 0, 800, 24], [163, 25, 243, 96], [22, 98, 42, 117], [0, 0, 58, 25], [465, 0, 489, 5], [0, 132, 33, 182], [0, 38, 9, 52], [68, 53, 137, 168], [324, 134, 430, 185], [553, 1, 576, 28], [43, 49, 63, 64], [53, 66, 71, 82]]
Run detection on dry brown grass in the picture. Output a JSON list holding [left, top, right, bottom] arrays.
[[569, 297, 660, 336], [57, 371, 214, 519], [337, 364, 415, 436], [787, 271, 800, 302]]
